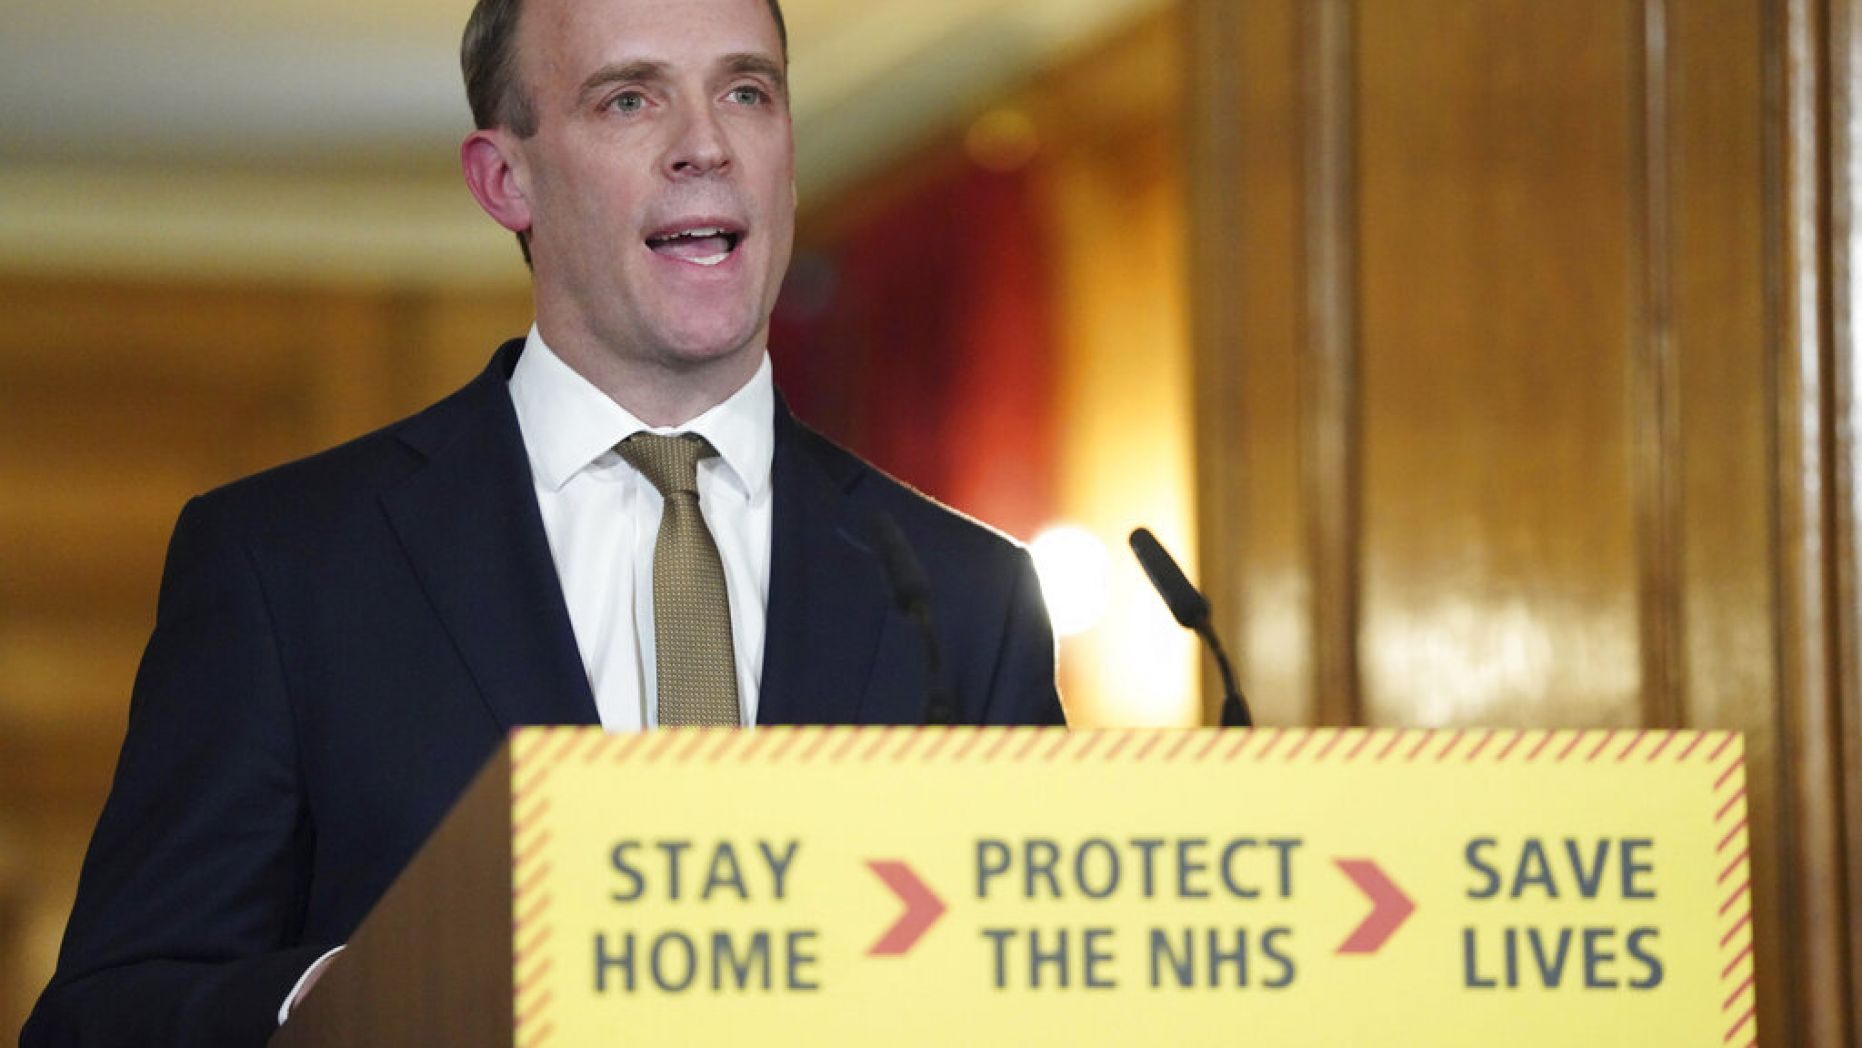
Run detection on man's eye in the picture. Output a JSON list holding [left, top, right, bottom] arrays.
[[610, 92, 647, 113], [728, 86, 767, 105]]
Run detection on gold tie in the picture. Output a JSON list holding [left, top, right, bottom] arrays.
[[619, 433, 741, 727]]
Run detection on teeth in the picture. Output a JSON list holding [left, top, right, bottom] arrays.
[[686, 253, 729, 266], [653, 227, 725, 242]]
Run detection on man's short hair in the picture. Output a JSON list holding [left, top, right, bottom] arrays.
[[462, 0, 790, 139]]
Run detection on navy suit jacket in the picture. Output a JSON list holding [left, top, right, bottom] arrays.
[[24, 341, 1063, 1047]]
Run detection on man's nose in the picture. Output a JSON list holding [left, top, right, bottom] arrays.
[[664, 104, 732, 178]]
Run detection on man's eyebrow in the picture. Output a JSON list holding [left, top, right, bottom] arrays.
[[576, 60, 668, 104], [721, 53, 788, 95]]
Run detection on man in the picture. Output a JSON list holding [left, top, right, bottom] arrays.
[[23, 0, 1063, 1043]]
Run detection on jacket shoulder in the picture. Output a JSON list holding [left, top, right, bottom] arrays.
[[787, 417, 1030, 566]]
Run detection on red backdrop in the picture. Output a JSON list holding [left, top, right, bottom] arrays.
[[770, 163, 1057, 541]]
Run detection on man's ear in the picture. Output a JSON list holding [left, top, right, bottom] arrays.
[[461, 129, 533, 235]]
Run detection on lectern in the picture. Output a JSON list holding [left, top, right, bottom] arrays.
[[272, 745, 516, 1046], [274, 726, 1754, 1046]]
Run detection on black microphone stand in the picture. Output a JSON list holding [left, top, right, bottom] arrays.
[[1128, 527, 1254, 728], [871, 512, 956, 726]]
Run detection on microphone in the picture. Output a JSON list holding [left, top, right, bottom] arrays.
[[1128, 527, 1254, 727], [871, 512, 955, 725]]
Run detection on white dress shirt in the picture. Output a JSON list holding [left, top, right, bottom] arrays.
[[507, 326, 774, 730]]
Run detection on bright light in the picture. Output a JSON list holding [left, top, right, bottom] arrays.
[[1029, 525, 1112, 637]]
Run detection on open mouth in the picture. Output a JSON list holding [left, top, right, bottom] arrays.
[[646, 226, 745, 268]]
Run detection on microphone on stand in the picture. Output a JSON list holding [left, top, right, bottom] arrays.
[[1127, 527, 1254, 728], [871, 512, 955, 726]]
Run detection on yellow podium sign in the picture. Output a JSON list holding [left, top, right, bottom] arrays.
[[506, 727, 1753, 1047]]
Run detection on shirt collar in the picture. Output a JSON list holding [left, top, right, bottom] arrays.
[[507, 325, 774, 500]]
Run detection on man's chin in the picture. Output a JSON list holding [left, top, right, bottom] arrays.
[[651, 324, 768, 372]]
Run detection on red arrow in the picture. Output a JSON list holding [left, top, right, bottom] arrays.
[[1334, 858, 1415, 954], [867, 860, 947, 956]]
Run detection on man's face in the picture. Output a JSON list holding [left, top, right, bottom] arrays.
[[510, 0, 794, 371]]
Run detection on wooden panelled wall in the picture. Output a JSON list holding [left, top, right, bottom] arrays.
[[1185, 0, 1860, 1044], [0, 278, 533, 1038]]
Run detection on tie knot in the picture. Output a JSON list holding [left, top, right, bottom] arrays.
[[619, 432, 717, 497]]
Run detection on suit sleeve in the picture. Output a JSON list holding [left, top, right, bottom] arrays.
[[22, 497, 331, 1048], [980, 548, 1067, 726]]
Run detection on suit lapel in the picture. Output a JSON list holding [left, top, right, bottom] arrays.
[[757, 403, 894, 725], [381, 342, 599, 730]]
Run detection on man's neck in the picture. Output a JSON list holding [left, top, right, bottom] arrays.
[[538, 327, 765, 429]]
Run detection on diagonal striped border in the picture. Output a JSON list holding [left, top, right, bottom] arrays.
[[512, 725, 1742, 769], [1709, 736, 1756, 1048], [511, 728, 604, 1048]]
